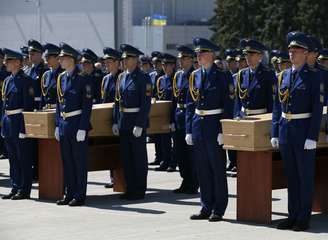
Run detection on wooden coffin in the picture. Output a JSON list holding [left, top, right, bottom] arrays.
[[221, 108, 328, 151], [23, 101, 172, 139]]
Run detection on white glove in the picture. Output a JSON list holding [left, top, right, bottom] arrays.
[[185, 134, 193, 145], [55, 127, 60, 141], [217, 133, 224, 145], [133, 126, 143, 138], [271, 138, 279, 148], [76, 129, 86, 142], [112, 124, 119, 136], [304, 139, 317, 150], [19, 133, 26, 139], [169, 123, 176, 132]]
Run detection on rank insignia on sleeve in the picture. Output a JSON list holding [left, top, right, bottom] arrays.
[[229, 84, 235, 94], [320, 83, 324, 93], [146, 83, 152, 96], [28, 86, 35, 96], [86, 84, 92, 99]]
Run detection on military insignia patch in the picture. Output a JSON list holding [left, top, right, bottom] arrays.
[[28, 86, 35, 96], [229, 84, 235, 94], [146, 83, 152, 96], [86, 84, 92, 99], [320, 83, 324, 93]]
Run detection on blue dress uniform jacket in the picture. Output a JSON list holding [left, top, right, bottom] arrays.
[[55, 67, 93, 202], [26, 62, 48, 110], [186, 65, 234, 140], [89, 69, 104, 104], [113, 68, 151, 130], [1, 70, 34, 195], [235, 63, 276, 117], [272, 64, 323, 222], [185, 64, 234, 216], [272, 65, 322, 144], [113, 67, 152, 196], [101, 71, 121, 103], [41, 67, 63, 107]]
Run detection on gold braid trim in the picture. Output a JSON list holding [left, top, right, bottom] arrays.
[[188, 71, 199, 102], [1, 78, 7, 101], [156, 76, 165, 100], [40, 72, 47, 97], [172, 72, 179, 98], [236, 69, 248, 100], [278, 70, 289, 103], [56, 72, 66, 104], [114, 72, 124, 102], [101, 75, 106, 99]]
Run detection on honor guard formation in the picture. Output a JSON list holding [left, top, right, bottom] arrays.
[[1, 31, 328, 231]]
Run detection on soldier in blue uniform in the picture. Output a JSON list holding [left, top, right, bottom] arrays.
[[55, 43, 93, 206], [172, 45, 198, 193], [271, 32, 323, 231], [1, 49, 35, 200], [225, 49, 239, 74], [101, 47, 122, 103], [234, 39, 276, 118], [101, 47, 122, 188], [318, 49, 328, 68], [20, 46, 31, 74], [140, 55, 153, 74], [148, 51, 164, 166], [112, 44, 151, 200], [26, 39, 49, 181], [186, 38, 234, 221], [0, 49, 10, 159], [80, 48, 104, 104], [154, 53, 177, 172], [41, 43, 63, 109], [235, 49, 248, 69], [277, 51, 291, 72]]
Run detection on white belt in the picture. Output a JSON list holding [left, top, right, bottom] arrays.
[[5, 108, 23, 116], [241, 107, 267, 115], [177, 104, 187, 109], [60, 109, 82, 119], [195, 108, 224, 116], [120, 107, 140, 113], [34, 97, 42, 101], [282, 112, 312, 120]]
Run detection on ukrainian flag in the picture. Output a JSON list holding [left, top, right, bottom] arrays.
[[151, 14, 167, 26]]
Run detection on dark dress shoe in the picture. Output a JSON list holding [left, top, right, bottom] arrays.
[[293, 221, 309, 232], [277, 218, 295, 230], [148, 159, 161, 165], [166, 167, 176, 172], [2, 192, 17, 200], [208, 213, 223, 222], [119, 193, 131, 200], [68, 199, 85, 207], [125, 193, 145, 201], [56, 198, 72, 205], [155, 166, 168, 171], [104, 183, 114, 188], [190, 212, 210, 220], [11, 193, 30, 200], [184, 188, 199, 194], [173, 187, 186, 194]]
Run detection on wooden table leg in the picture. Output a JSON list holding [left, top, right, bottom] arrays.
[[38, 139, 63, 200], [237, 151, 273, 224]]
